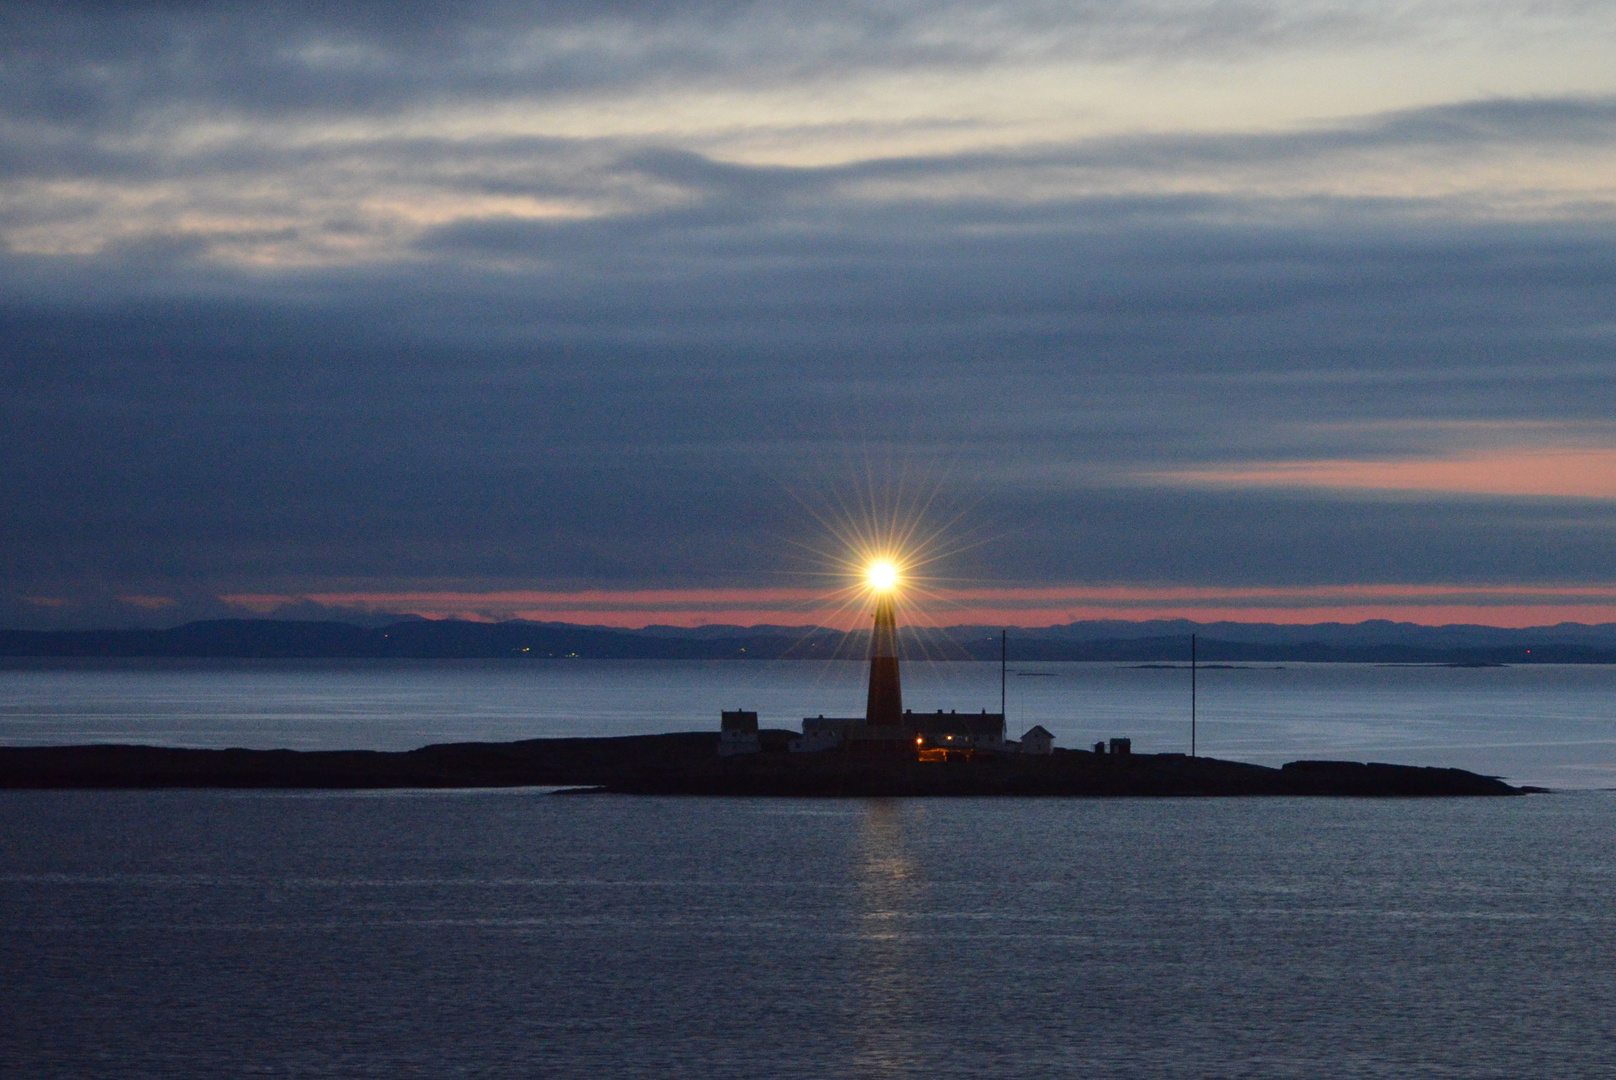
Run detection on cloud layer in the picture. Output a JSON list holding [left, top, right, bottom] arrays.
[[4, 2, 1616, 628]]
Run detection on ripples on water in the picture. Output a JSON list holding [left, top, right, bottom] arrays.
[[4, 790, 1615, 1078]]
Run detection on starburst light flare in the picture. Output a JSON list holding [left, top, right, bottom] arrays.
[[776, 455, 999, 636], [867, 559, 900, 593]]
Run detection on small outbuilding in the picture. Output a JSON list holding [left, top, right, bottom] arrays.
[[790, 715, 863, 752], [718, 710, 760, 756], [1019, 725, 1055, 755]]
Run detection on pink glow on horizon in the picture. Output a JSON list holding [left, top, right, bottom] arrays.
[[219, 584, 1616, 629], [1157, 447, 1616, 498], [120, 595, 178, 610], [223, 588, 832, 610]]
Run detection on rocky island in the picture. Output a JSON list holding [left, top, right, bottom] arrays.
[[0, 731, 1528, 796]]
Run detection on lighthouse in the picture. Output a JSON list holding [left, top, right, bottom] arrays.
[[865, 590, 903, 727], [779, 554, 1018, 757]]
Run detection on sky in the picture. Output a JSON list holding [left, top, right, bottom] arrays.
[[4, 0, 1616, 630]]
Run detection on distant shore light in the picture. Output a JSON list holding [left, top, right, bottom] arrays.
[[868, 560, 899, 592]]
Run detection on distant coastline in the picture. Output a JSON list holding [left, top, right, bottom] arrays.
[[4, 617, 1616, 664]]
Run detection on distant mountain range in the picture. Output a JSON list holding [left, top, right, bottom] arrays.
[[5, 617, 1616, 663]]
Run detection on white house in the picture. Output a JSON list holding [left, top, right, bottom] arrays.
[[789, 716, 862, 753], [1019, 725, 1054, 755], [718, 710, 761, 756]]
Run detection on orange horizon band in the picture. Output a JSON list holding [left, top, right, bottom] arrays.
[[205, 588, 1616, 630]]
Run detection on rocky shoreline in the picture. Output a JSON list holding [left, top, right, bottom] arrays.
[[0, 731, 1533, 796]]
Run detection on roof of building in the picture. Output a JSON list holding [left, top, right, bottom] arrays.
[[907, 709, 1005, 737], [801, 716, 864, 732], [720, 710, 759, 732], [1022, 725, 1053, 738]]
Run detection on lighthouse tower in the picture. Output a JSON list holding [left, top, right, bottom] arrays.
[[865, 591, 903, 728]]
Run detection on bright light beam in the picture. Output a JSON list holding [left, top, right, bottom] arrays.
[[868, 560, 900, 593]]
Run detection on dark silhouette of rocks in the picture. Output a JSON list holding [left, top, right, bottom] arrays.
[[0, 734, 1529, 796]]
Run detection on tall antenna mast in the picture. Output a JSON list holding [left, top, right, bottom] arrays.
[[1000, 628, 1007, 731], [1191, 632, 1197, 757]]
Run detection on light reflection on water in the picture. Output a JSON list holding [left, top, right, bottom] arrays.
[[2, 658, 1615, 786], [4, 790, 1616, 1078], [852, 801, 923, 1078]]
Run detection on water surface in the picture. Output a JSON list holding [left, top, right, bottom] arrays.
[[4, 790, 1613, 1078], [4, 659, 1614, 788]]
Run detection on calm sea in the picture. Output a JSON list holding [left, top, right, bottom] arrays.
[[2, 658, 1614, 788], [4, 661, 1616, 1077], [4, 789, 1614, 1078]]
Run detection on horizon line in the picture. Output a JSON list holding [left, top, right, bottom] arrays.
[[12, 613, 1616, 635], [19, 582, 1616, 632]]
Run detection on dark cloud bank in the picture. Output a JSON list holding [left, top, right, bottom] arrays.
[[4, 4, 1616, 628], [8, 188, 1616, 627]]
